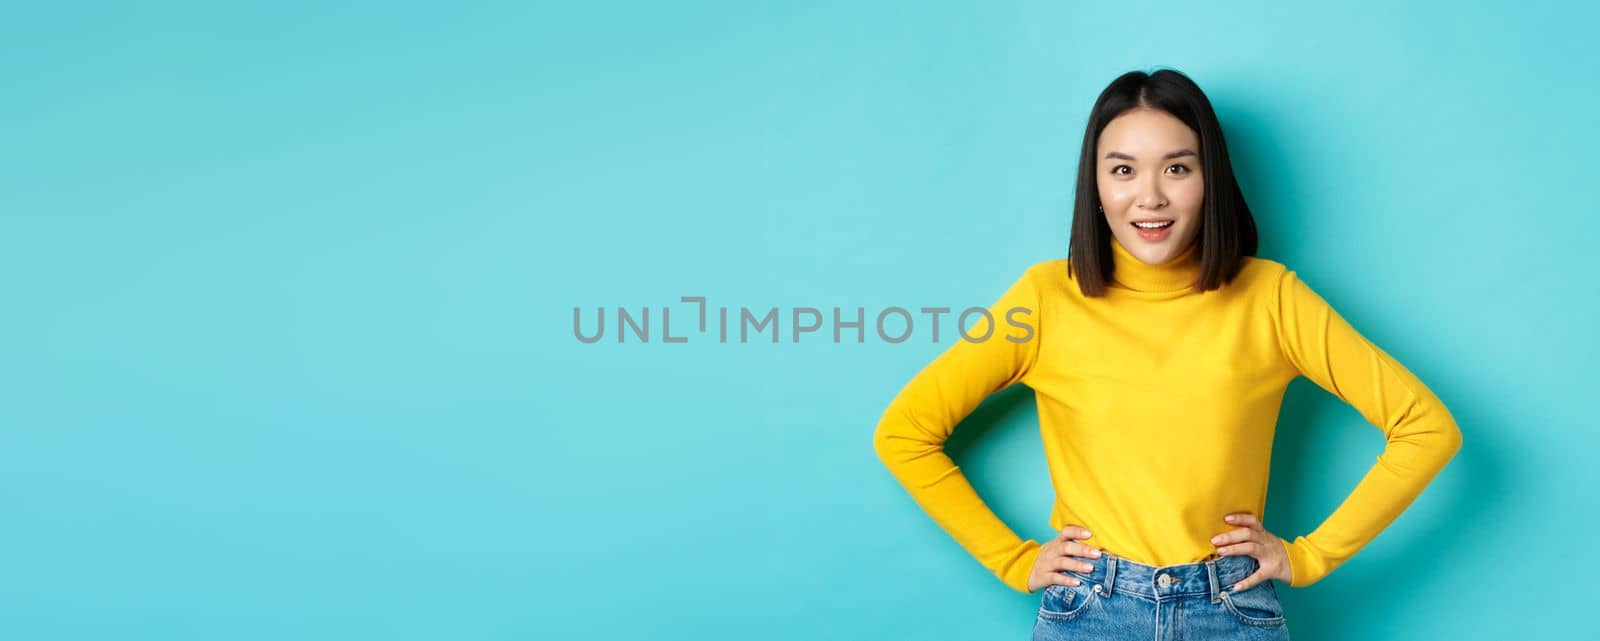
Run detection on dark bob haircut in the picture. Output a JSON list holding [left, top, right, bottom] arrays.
[[1066, 68, 1258, 297]]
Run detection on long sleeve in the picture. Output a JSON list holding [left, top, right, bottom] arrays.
[[1270, 268, 1464, 587], [872, 264, 1045, 594]]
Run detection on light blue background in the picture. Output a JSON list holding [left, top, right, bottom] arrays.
[[2, 1, 1594, 639]]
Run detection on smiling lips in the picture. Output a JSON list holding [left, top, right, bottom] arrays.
[[1132, 219, 1174, 239]]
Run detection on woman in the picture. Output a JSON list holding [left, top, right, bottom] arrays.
[[871, 68, 1463, 640]]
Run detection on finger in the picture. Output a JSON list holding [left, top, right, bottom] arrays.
[[1055, 555, 1096, 574], [1209, 527, 1256, 546], [1056, 525, 1093, 542], [1055, 573, 1084, 587], [1225, 513, 1264, 531], [1228, 569, 1271, 593], [1062, 540, 1103, 560], [1214, 541, 1258, 557]]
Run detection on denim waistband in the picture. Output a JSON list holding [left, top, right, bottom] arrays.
[[1064, 550, 1264, 603]]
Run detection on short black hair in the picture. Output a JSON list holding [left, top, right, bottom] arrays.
[[1066, 68, 1259, 297]]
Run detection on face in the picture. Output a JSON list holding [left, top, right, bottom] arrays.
[[1095, 108, 1204, 264]]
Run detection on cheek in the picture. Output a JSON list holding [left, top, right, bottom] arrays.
[[1174, 180, 1205, 211], [1097, 184, 1137, 209]]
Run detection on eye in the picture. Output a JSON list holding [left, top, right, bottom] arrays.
[[1110, 165, 1132, 176], [1167, 163, 1192, 175]]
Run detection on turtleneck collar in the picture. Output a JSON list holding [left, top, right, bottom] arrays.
[[1109, 234, 1202, 293]]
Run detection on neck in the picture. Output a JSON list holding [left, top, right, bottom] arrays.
[[1109, 234, 1202, 293]]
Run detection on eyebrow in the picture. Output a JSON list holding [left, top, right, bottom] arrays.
[[1103, 149, 1198, 161]]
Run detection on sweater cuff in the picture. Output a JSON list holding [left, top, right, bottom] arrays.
[[1282, 536, 1328, 588], [1003, 540, 1044, 594]]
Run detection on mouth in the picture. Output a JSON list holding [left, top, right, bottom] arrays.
[[1131, 219, 1174, 240]]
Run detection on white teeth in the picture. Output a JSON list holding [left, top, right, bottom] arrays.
[[1133, 221, 1174, 229]]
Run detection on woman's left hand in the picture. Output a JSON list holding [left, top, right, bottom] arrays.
[[1211, 512, 1292, 591]]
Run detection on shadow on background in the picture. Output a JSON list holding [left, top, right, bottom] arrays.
[[1269, 376, 1495, 640], [945, 384, 1041, 542]]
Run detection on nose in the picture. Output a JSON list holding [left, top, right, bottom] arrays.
[[1137, 177, 1168, 209]]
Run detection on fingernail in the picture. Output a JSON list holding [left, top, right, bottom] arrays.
[[1225, 515, 1235, 522], [1211, 536, 1222, 544], [1091, 549, 1102, 557]]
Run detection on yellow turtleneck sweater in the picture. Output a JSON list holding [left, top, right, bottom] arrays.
[[872, 236, 1462, 593]]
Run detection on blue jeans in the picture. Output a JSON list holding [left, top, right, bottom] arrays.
[[1032, 550, 1291, 640]]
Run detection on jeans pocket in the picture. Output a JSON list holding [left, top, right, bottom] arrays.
[[1037, 575, 1099, 623], [1218, 580, 1286, 627]]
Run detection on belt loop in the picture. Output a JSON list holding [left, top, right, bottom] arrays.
[[1103, 552, 1117, 597], [1206, 557, 1221, 603]]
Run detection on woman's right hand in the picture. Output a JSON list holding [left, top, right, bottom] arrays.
[[1026, 525, 1103, 593]]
